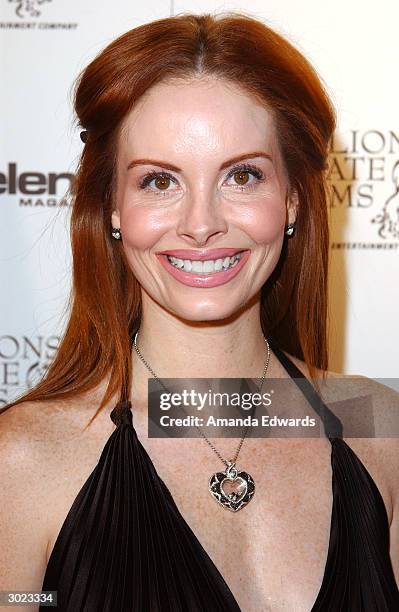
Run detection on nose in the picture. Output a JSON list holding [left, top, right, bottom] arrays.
[[175, 188, 228, 246]]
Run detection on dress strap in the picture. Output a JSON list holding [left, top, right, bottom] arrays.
[[267, 336, 343, 439], [110, 400, 133, 427]]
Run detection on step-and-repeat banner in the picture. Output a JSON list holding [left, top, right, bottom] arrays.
[[1, 0, 398, 406]]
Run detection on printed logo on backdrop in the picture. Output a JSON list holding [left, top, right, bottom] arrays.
[[10, 0, 52, 19], [372, 160, 399, 240], [0, 335, 59, 407], [0, 162, 73, 207], [1, 0, 77, 30], [328, 129, 399, 250]]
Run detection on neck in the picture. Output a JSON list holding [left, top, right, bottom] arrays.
[[131, 292, 279, 405]]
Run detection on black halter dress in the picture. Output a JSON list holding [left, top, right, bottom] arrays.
[[40, 339, 399, 611]]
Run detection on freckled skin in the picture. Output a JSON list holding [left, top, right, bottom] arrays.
[[112, 77, 297, 322]]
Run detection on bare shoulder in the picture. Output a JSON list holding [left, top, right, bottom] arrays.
[[283, 352, 399, 431], [283, 352, 399, 505], [281, 351, 359, 380], [343, 376, 399, 498], [0, 398, 77, 478], [0, 400, 59, 594], [0, 381, 113, 437], [0, 390, 116, 486], [0, 392, 114, 594]]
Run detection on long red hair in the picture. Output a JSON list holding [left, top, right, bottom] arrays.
[[2, 12, 336, 427]]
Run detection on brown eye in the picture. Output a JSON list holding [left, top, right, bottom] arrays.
[[154, 176, 171, 190], [233, 171, 250, 185]]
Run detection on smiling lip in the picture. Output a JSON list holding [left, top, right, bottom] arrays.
[[156, 247, 248, 261], [156, 249, 251, 288]]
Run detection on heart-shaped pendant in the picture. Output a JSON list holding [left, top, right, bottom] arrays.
[[209, 461, 255, 512]]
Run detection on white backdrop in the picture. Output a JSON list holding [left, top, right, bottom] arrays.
[[1, 0, 398, 407]]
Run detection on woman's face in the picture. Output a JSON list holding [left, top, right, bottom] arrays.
[[113, 77, 297, 321]]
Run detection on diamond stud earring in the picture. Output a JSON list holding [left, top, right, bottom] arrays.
[[285, 223, 296, 237], [111, 227, 122, 240]]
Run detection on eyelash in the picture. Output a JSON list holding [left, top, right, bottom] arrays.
[[138, 163, 266, 195]]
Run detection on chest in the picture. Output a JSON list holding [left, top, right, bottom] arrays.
[[139, 436, 334, 611], [46, 430, 391, 612]]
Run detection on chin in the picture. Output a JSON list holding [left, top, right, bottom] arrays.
[[168, 301, 241, 323]]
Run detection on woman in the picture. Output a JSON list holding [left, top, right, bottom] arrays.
[[1, 12, 398, 612]]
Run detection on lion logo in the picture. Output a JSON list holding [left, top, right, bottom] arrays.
[[371, 160, 399, 239], [9, 0, 52, 19]]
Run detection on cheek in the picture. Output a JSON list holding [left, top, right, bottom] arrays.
[[237, 199, 286, 245], [119, 207, 167, 250]]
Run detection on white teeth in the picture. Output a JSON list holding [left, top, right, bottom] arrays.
[[191, 260, 203, 273], [203, 260, 216, 273], [166, 253, 243, 274]]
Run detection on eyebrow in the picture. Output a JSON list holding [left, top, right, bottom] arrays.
[[126, 151, 273, 172]]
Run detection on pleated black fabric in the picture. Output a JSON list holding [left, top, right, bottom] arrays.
[[268, 339, 399, 611], [40, 339, 399, 611]]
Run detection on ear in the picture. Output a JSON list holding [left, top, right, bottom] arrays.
[[286, 188, 298, 225], [111, 209, 120, 229]]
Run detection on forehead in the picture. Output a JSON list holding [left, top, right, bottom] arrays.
[[119, 77, 279, 158]]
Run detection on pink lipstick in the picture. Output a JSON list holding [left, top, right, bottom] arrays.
[[155, 249, 251, 288]]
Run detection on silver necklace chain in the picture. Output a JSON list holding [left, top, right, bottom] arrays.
[[133, 330, 271, 469]]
